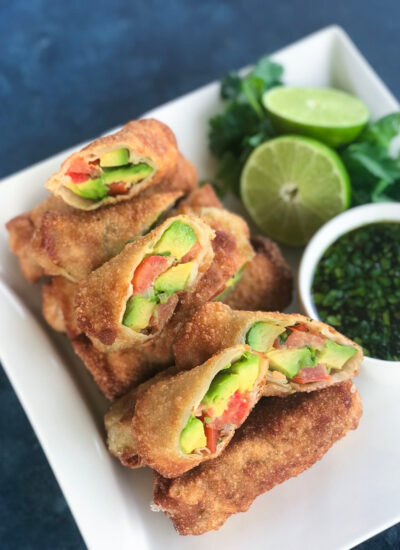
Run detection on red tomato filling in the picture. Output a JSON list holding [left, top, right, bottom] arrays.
[[285, 328, 325, 350], [131, 256, 169, 295], [66, 157, 101, 182], [292, 364, 331, 384], [107, 182, 129, 196], [200, 391, 250, 453]]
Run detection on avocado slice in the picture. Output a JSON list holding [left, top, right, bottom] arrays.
[[201, 371, 240, 418], [100, 148, 130, 168], [180, 415, 206, 454], [317, 340, 356, 370], [65, 178, 109, 200], [215, 265, 246, 301], [246, 322, 286, 352], [154, 262, 194, 295], [153, 221, 197, 260], [227, 352, 260, 392], [102, 163, 153, 185], [122, 295, 156, 330], [266, 347, 315, 378]]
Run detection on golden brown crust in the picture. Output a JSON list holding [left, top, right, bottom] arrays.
[[74, 214, 215, 351], [224, 235, 293, 312], [133, 346, 268, 478], [177, 183, 222, 210], [42, 277, 80, 337], [46, 119, 179, 210], [153, 381, 362, 535], [31, 189, 183, 282], [156, 153, 198, 196], [173, 302, 363, 395], [6, 213, 45, 282], [104, 366, 179, 467]]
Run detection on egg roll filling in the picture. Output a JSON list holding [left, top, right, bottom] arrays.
[[64, 148, 154, 202], [245, 321, 357, 384], [122, 221, 199, 334], [214, 264, 247, 301], [180, 352, 261, 455]]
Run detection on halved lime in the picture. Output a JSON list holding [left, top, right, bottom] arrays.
[[263, 87, 369, 147], [241, 135, 350, 246]]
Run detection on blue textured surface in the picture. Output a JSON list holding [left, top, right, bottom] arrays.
[[1, 1, 399, 548]]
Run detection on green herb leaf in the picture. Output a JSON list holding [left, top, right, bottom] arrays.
[[208, 56, 283, 196]]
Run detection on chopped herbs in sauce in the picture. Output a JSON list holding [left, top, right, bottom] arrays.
[[312, 222, 400, 361]]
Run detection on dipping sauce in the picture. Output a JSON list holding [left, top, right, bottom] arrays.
[[312, 222, 400, 360]]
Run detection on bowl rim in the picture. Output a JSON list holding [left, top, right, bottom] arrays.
[[298, 202, 400, 366]]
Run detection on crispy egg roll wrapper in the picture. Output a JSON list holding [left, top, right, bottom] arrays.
[[153, 380, 362, 535], [133, 345, 268, 478], [105, 367, 178, 468], [174, 302, 362, 396], [6, 154, 196, 283], [75, 214, 215, 351], [42, 277, 80, 336], [46, 119, 179, 210], [31, 189, 183, 282], [224, 234, 293, 312], [38, 188, 250, 399]]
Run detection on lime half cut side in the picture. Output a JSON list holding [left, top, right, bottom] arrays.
[[241, 136, 351, 246], [263, 87, 369, 147]]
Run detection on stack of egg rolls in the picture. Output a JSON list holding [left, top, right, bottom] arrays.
[[39, 184, 292, 398], [6, 117, 363, 537], [153, 381, 362, 535]]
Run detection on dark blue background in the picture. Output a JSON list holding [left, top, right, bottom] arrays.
[[1, 1, 399, 548]]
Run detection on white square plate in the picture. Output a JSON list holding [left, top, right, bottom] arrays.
[[1, 25, 400, 550]]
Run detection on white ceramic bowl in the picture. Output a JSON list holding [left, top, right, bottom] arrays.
[[298, 202, 400, 367]]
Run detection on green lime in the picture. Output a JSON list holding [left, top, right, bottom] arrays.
[[240, 135, 351, 246], [263, 87, 369, 147]]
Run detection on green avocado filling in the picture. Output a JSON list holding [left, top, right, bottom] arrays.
[[265, 332, 357, 380], [246, 321, 285, 352], [122, 221, 197, 331], [215, 265, 246, 301], [65, 148, 153, 201], [179, 352, 260, 454], [243, 321, 357, 382]]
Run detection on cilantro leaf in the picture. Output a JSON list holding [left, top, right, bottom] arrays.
[[339, 113, 400, 205], [208, 56, 283, 196]]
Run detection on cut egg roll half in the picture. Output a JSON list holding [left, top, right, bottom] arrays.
[[75, 214, 215, 351], [46, 119, 178, 210], [174, 302, 362, 396], [133, 345, 268, 478]]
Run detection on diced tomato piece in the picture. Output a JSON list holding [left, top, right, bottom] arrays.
[[204, 424, 218, 454], [107, 182, 129, 196], [68, 157, 92, 174], [66, 156, 101, 183], [66, 172, 90, 183], [285, 328, 325, 350], [131, 256, 168, 295], [293, 323, 309, 332], [292, 364, 331, 384], [221, 391, 249, 426]]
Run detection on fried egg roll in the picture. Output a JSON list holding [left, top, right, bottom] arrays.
[[45, 119, 179, 210], [7, 154, 196, 283], [105, 367, 178, 468], [153, 380, 362, 535], [174, 302, 362, 396], [224, 234, 293, 312], [75, 215, 215, 351], [133, 345, 268, 478]]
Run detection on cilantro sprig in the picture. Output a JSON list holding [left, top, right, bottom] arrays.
[[208, 54, 400, 205], [208, 56, 283, 196]]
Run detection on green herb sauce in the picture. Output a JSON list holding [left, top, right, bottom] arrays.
[[312, 222, 400, 360]]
